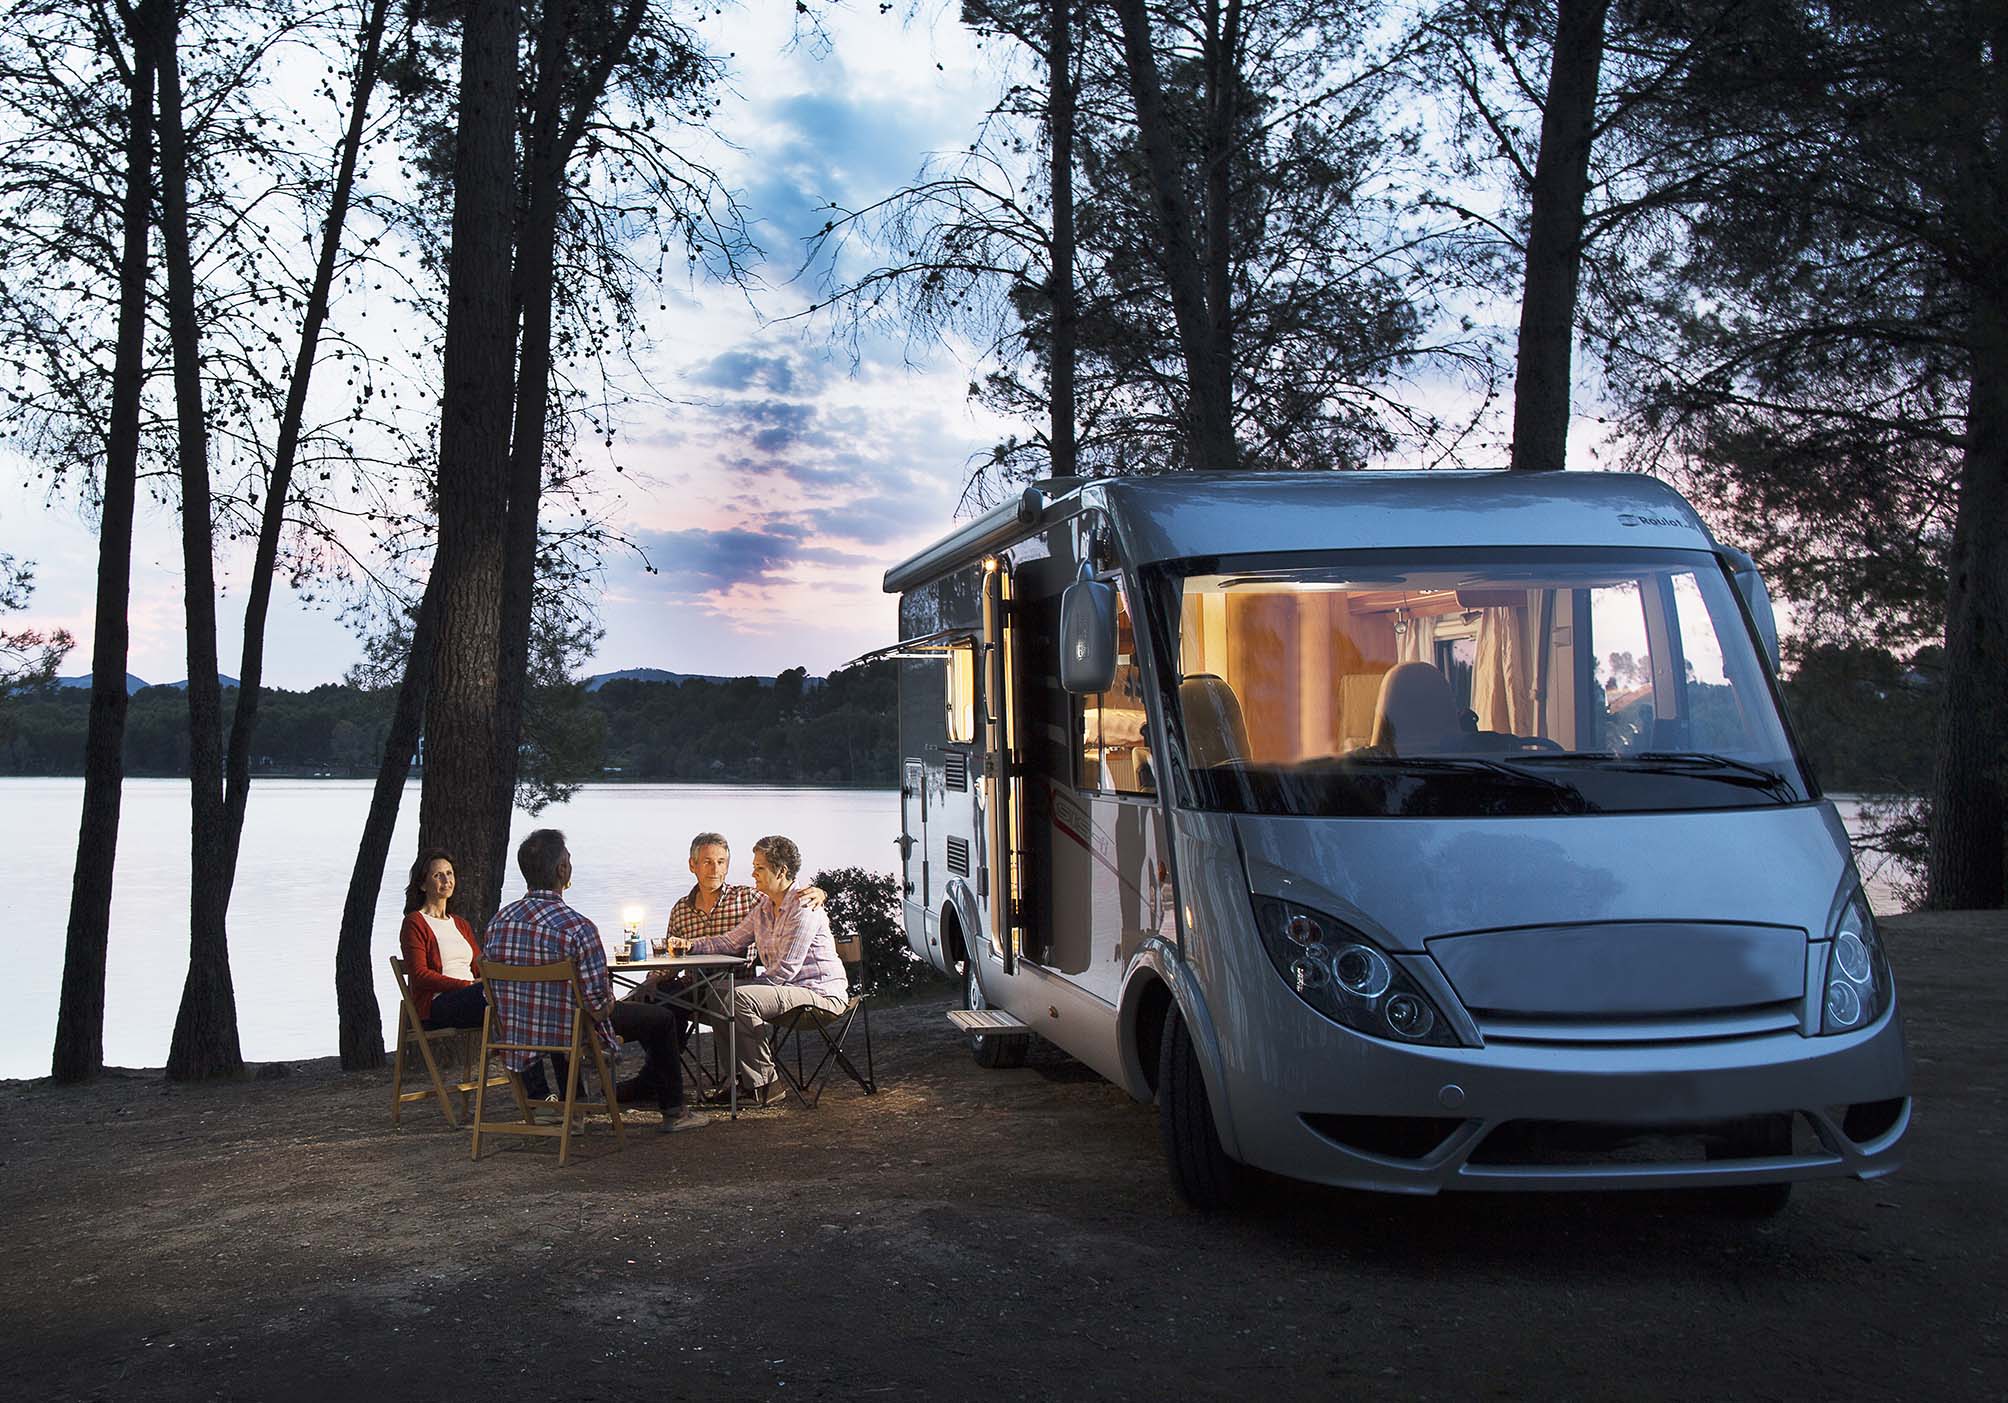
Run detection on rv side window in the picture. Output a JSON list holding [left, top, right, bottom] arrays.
[[1080, 585, 1156, 795], [946, 638, 977, 743]]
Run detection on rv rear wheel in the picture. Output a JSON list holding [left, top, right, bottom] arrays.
[[962, 958, 1028, 1069], [1158, 1005, 1237, 1210]]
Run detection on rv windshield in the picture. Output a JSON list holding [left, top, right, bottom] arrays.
[[1157, 548, 1810, 818]]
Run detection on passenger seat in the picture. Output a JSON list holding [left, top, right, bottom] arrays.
[[1179, 674, 1252, 768]]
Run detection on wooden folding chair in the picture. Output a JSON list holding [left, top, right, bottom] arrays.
[[389, 957, 504, 1130], [771, 930, 877, 1109], [469, 959, 628, 1167]]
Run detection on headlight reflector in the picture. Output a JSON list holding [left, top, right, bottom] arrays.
[[1333, 944, 1392, 999], [1254, 897, 1462, 1046]]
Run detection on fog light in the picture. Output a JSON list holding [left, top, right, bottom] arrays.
[[1385, 993, 1435, 1040], [1287, 914, 1322, 946], [1826, 979, 1862, 1028], [1334, 944, 1392, 999]]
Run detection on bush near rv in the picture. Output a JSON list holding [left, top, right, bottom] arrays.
[[810, 866, 950, 998]]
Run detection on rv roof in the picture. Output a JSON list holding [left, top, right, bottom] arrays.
[[1089, 470, 1712, 565], [883, 471, 1716, 594]]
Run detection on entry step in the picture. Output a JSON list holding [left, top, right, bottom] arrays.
[[947, 1009, 1030, 1034]]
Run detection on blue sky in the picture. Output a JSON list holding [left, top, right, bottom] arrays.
[[0, 4, 1018, 687]]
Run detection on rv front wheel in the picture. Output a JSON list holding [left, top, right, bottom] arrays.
[[1158, 1005, 1237, 1210], [962, 957, 1028, 1069]]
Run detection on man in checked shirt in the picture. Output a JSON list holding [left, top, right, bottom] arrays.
[[669, 833, 849, 1106], [614, 832, 823, 1104]]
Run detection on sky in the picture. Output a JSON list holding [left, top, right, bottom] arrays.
[[0, 3, 1023, 689]]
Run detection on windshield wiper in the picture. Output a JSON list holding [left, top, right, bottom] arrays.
[[1340, 755, 1593, 808], [1564, 750, 1794, 793]]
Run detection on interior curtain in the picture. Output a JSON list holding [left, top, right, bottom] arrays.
[[1472, 607, 1534, 734], [1396, 613, 1438, 665]]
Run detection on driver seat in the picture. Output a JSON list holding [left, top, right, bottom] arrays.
[[1370, 662, 1459, 755]]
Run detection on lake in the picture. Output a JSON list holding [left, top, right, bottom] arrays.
[[0, 779, 1913, 1079], [0, 778, 900, 1079]]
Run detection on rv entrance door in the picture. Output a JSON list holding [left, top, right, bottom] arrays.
[[983, 557, 1022, 974]]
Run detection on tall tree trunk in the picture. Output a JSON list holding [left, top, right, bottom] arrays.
[[1509, 0, 1610, 474], [1200, 0, 1240, 446], [485, 0, 643, 910], [158, 8, 241, 1080], [1048, 0, 1077, 477], [484, 0, 573, 911], [335, 575, 444, 1069], [419, 0, 522, 931], [1109, 0, 1237, 469], [52, 0, 158, 1083], [1926, 305, 2008, 908], [220, 0, 392, 894]]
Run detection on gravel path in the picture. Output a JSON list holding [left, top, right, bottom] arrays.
[[2, 910, 2000, 1401]]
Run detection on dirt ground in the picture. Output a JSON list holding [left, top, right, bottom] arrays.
[[2, 910, 2002, 1402]]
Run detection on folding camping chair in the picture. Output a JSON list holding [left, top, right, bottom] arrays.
[[770, 929, 877, 1108], [468, 959, 628, 1167], [389, 956, 505, 1129]]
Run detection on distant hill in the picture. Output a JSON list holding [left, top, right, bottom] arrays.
[[55, 673, 150, 695], [583, 667, 772, 691], [162, 676, 240, 691], [53, 673, 240, 694], [55, 667, 802, 695]]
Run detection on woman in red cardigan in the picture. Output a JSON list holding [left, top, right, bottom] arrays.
[[400, 847, 557, 1099], [399, 848, 486, 1029]]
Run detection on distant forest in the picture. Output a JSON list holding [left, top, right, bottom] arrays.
[[0, 663, 900, 788], [0, 644, 1937, 798]]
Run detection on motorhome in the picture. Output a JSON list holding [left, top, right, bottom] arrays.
[[882, 472, 1909, 1209]]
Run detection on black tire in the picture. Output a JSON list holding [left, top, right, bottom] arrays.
[[962, 956, 1029, 1069], [1157, 1004, 1237, 1210]]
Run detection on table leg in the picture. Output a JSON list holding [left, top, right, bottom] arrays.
[[728, 967, 737, 1120]]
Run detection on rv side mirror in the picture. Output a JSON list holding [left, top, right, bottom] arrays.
[[1060, 571, 1118, 694], [1721, 547, 1781, 673]]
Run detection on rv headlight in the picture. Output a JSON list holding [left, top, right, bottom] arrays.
[[1820, 891, 1891, 1034], [1252, 897, 1462, 1047], [1333, 945, 1392, 999]]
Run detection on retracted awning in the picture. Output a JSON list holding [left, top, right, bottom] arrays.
[[840, 626, 967, 669]]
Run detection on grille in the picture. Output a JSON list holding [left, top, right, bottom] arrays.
[[1476, 1003, 1804, 1046], [944, 751, 969, 791], [945, 835, 970, 877]]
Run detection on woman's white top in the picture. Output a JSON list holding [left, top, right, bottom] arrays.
[[424, 913, 476, 982]]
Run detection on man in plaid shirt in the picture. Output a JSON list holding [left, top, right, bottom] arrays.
[[674, 833, 850, 1106], [486, 828, 705, 1132], [616, 832, 823, 1104]]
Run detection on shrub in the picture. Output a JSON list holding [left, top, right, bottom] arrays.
[[810, 866, 949, 998]]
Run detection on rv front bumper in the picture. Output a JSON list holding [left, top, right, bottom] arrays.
[[1217, 993, 1911, 1196]]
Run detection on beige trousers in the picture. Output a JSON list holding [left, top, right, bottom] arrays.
[[691, 981, 849, 1089]]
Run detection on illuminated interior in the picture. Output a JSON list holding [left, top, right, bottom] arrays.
[[1170, 556, 1773, 765]]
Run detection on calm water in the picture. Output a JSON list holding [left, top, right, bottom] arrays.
[[0, 779, 1910, 1079], [0, 778, 899, 1079]]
